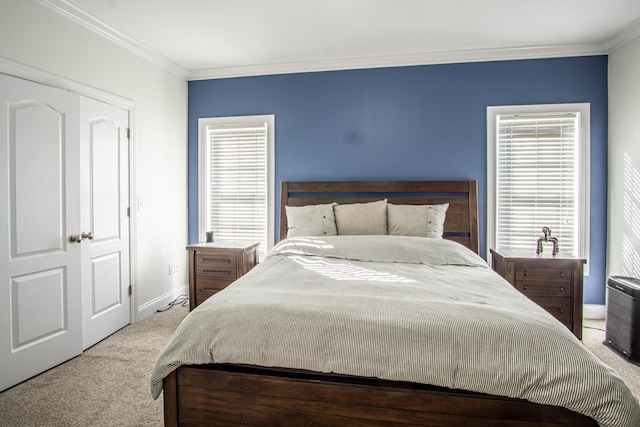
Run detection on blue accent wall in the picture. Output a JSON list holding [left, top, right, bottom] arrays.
[[188, 56, 608, 304]]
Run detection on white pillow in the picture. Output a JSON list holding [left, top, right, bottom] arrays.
[[334, 199, 387, 235], [387, 203, 449, 238], [286, 203, 338, 237]]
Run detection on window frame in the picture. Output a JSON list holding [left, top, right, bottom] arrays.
[[486, 103, 590, 271], [198, 115, 275, 258]]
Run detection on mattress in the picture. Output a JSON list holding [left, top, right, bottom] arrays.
[[151, 235, 640, 427]]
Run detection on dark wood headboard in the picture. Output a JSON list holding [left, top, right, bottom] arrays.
[[280, 180, 479, 254]]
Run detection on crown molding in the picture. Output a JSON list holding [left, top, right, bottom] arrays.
[[188, 43, 607, 80], [35, 0, 630, 81], [34, 0, 189, 79], [605, 17, 640, 53]]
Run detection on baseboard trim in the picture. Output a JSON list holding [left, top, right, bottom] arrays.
[[584, 304, 606, 320], [136, 285, 188, 321]]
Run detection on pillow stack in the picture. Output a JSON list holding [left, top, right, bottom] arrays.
[[286, 199, 449, 239]]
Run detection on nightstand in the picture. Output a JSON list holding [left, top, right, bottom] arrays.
[[490, 248, 586, 340], [187, 241, 259, 310]]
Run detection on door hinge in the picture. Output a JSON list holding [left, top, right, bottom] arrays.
[[126, 128, 130, 139], [127, 207, 130, 217], [128, 285, 132, 296]]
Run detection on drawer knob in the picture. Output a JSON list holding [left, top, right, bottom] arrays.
[[523, 285, 528, 290], [559, 287, 564, 293], [523, 271, 527, 277], [560, 272, 564, 278], [559, 308, 564, 313]]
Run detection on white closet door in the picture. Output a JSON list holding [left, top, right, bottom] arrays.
[[80, 98, 130, 350], [0, 75, 83, 392]]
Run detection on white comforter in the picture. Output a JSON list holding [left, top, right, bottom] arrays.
[[151, 236, 640, 426]]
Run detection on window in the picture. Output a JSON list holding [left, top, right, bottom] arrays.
[[487, 104, 590, 267], [198, 115, 275, 260]]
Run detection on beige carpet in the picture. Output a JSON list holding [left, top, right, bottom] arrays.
[[583, 319, 640, 398], [0, 309, 638, 426], [0, 303, 187, 427]]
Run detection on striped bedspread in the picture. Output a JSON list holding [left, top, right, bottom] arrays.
[[151, 236, 640, 426]]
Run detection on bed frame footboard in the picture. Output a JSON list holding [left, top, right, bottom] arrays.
[[163, 365, 596, 427]]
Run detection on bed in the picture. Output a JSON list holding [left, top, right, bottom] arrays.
[[152, 180, 639, 426]]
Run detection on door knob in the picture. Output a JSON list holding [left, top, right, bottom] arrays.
[[81, 231, 94, 240], [69, 234, 82, 243]]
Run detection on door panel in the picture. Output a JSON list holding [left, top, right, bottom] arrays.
[[90, 119, 121, 241], [0, 74, 82, 392], [81, 98, 130, 349], [11, 101, 65, 256], [91, 252, 121, 314], [12, 268, 67, 348]]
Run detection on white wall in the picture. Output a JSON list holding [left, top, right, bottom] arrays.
[[608, 36, 640, 281], [0, 0, 189, 318]]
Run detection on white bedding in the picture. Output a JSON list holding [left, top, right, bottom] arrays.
[[151, 236, 640, 426]]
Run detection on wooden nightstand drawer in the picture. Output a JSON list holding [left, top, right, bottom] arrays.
[[514, 281, 572, 298], [195, 279, 234, 305], [515, 266, 572, 284], [196, 278, 233, 293]]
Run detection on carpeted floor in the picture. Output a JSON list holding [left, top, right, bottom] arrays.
[[0, 303, 188, 427], [0, 310, 638, 426], [582, 319, 640, 399]]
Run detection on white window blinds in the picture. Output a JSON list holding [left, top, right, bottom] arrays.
[[496, 113, 581, 255], [207, 122, 268, 260]]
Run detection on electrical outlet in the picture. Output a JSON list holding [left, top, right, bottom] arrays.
[[173, 263, 179, 273], [168, 263, 174, 275]]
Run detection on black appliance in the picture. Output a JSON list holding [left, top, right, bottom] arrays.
[[605, 276, 640, 363]]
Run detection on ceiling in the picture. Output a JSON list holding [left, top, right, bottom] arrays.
[[39, 0, 640, 79]]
